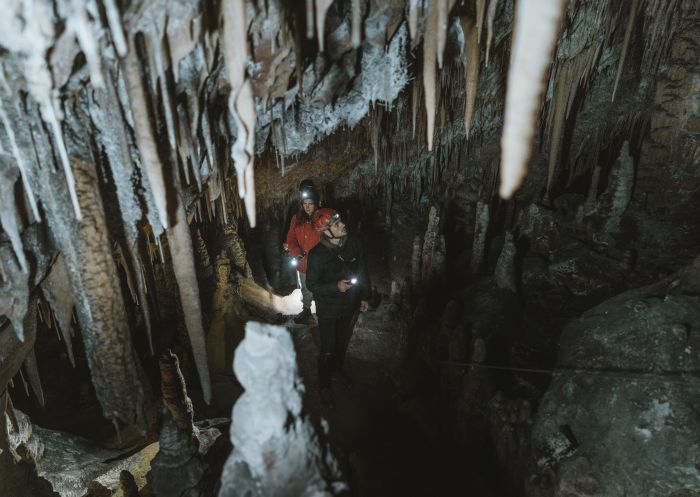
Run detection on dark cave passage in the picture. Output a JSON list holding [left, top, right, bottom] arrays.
[[2, 0, 700, 496]]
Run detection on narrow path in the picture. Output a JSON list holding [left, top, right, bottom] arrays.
[[291, 304, 506, 497]]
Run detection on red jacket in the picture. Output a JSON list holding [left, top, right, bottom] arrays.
[[286, 215, 320, 273]]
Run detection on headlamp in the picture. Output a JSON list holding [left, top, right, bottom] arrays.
[[350, 277, 358, 285]]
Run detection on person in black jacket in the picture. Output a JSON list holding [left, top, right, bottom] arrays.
[[306, 208, 370, 407]]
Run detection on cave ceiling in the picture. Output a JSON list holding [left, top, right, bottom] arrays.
[[0, 0, 697, 430]]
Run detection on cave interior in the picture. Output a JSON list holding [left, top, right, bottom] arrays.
[[0, 0, 699, 496]]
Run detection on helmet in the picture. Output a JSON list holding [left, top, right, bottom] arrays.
[[313, 208, 340, 232], [298, 179, 318, 204]]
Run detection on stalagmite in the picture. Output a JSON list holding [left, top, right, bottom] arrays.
[[122, 37, 170, 230], [485, 0, 498, 66], [315, 0, 334, 52], [460, 17, 480, 139], [471, 200, 489, 274], [167, 200, 212, 404], [612, 0, 640, 102], [421, 207, 439, 282], [221, 0, 258, 227], [499, 0, 565, 199]]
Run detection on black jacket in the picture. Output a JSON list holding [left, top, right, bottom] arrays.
[[306, 235, 370, 317]]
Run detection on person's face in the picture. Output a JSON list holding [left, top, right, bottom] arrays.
[[302, 199, 316, 216], [328, 218, 347, 237]]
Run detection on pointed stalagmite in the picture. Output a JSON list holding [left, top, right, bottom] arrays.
[[499, 0, 565, 198], [221, 0, 258, 227]]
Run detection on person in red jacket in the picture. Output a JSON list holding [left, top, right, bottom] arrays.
[[285, 179, 321, 323]]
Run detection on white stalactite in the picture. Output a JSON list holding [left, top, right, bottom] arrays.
[[315, 0, 334, 52], [167, 200, 212, 404], [499, 0, 565, 199], [122, 37, 170, 230], [423, 3, 438, 151], [460, 18, 480, 139], [408, 0, 420, 40], [351, 0, 362, 48], [222, 0, 258, 227], [102, 0, 127, 56], [0, 98, 40, 223], [485, 0, 498, 66], [60, 0, 104, 88], [0, 153, 29, 274]]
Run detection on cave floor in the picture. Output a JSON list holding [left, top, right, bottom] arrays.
[[290, 303, 510, 497]]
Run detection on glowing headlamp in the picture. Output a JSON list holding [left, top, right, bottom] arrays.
[[350, 277, 358, 285]]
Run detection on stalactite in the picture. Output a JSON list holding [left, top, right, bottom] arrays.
[[306, 0, 315, 39], [412, 78, 420, 139], [611, 0, 640, 102], [0, 154, 28, 273], [437, 0, 451, 69], [22, 347, 45, 406], [315, 0, 334, 52], [475, 0, 486, 42], [460, 17, 480, 139], [545, 61, 571, 197], [103, 0, 127, 56], [221, 0, 257, 227], [409, 0, 421, 41], [122, 37, 170, 230], [423, 2, 438, 151], [58, 0, 104, 88], [485, 0, 498, 66], [499, 0, 565, 198], [0, 99, 40, 223], [351, 0, 362, 48], [166, 199, 212, 404], [41, 255, 76, 367]]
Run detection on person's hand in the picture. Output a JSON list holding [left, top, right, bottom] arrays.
[[282, 243, 289, 251], [360, 300, 369, 312], [337, 280, 352, 293]]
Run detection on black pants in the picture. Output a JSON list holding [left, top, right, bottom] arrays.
[[317, 310, 358, 389]]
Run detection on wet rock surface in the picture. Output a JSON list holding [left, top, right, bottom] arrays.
[[528, 260, 700, 497]]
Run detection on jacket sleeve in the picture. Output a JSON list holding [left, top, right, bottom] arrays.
[[286, 217, 302, 257], [306, 249, 339, 297]]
